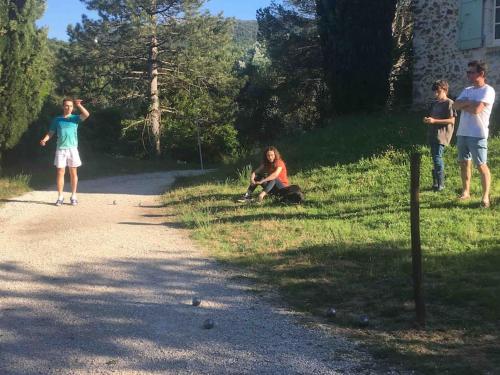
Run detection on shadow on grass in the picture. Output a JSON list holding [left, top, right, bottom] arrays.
[[169, 202, 410, 229], [224, 240, 500, 374], [162, 193, 238, 206], [119, 221, 186, 229], [142, 214, 175, 218]]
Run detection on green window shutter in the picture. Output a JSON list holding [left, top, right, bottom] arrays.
[[458, 0, 484, 49]]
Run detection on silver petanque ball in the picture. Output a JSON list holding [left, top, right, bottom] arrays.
[[203, 319, 215, 329], [192, 297, 201, 306], [359, 315, 369, 327], [325, 307, 337, 318]]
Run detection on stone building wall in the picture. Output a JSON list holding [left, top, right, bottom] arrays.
[[413, 0, 500, 107]]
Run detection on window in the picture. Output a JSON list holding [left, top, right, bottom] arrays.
[[458, 0, 483, 49], [496, 0, 500, 39]]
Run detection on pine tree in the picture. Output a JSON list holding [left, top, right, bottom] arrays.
[[0, 0, 52, 171], [61, 1, 242, 160], [76, 0, 204, 157], [161, 13, 243, 161]]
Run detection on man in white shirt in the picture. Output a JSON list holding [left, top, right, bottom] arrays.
[[453, 60, 496, 208]]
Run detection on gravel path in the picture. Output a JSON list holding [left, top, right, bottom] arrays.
[[0, 171, 404, 375]]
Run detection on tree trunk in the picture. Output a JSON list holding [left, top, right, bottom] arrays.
[[149, 8, 161, 157]]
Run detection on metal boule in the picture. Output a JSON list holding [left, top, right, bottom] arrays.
[[325, 307, 337, 318], [359, 315, 369, 327], [203, 319, 214, 329]]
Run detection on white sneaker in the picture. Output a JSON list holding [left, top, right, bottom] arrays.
[[237, 195, 251, 203]]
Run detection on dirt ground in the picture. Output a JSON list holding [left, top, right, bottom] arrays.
[[0, 171, 408, 374]]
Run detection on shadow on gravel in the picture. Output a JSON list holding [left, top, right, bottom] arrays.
[[0, 257, 351, 375], [0, 199, 55, 207]]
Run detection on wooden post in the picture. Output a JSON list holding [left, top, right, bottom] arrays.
[[410, 152, 425, 327]]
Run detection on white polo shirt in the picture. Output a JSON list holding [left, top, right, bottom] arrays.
[[456, 84, 496, 139]]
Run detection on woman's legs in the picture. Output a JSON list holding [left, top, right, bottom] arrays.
[[240, 174, 286, 202], [243, 173, 265, 196], [258, 179, 287, 201]]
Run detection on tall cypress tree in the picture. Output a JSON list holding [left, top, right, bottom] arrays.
[[0, 0, 52, 171], [316, 0, 397, 114]]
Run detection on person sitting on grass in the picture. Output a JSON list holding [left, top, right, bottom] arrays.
[[423, 79, 456, 191], [238, 146, 289, 203]]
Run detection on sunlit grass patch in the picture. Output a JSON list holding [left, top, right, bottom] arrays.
[[162, 112, 499, 374], [0, 174, 31, 202]]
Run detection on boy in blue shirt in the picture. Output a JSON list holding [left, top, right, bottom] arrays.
[[40, 98, 90, 206]]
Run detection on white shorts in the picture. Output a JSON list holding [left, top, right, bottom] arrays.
[[54, 148, 82, 168]]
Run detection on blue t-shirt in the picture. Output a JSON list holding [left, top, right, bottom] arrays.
[[49, 114, 81, 149]]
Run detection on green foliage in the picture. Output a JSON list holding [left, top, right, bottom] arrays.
[[236, 1, 327, 146], [4, 95, 60, 162], [0, 0, 52, 169], [163, 112, 500, 374], [57, 1, 207, 156], [58, 2, 242, 161], [316, 0, 398, 113], [0, 174, 31, 201], [232, 20, 258, 51], [158, 13, 244, 161], [237, 164, 253, 184]]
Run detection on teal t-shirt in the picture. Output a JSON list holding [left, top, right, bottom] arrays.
[[49, 114, 81, 149]]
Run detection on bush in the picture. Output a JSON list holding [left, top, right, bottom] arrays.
[[163, 119, 240, 163]]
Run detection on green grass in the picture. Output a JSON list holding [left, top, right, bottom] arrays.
[[162, 112, 500, 374], [0, 174, 32, 201]]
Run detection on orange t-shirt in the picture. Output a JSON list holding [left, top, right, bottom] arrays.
[[266, 159, 289, 186]]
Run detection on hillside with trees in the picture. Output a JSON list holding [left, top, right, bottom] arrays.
[[232, 19, 258, 50]]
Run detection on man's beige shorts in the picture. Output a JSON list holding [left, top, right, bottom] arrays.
[[54, 148, 82, 168]]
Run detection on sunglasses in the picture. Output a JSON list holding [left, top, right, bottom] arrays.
[[466, 70, 478, 75]]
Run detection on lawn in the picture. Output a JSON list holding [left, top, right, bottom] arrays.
[[162, 112, 500, 374], [0, 174, 31, 201]]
